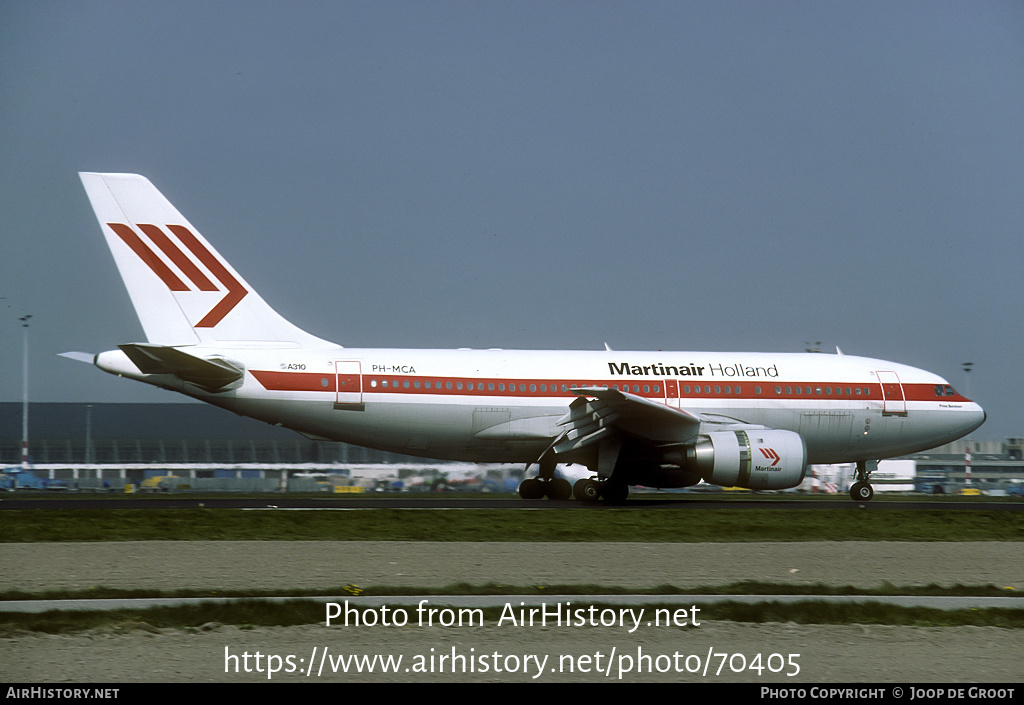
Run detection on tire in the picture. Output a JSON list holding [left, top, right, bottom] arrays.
[[850, 482, 874, 502], [518, 478, 544, 500], [546, 478, 572, 501], [573, 479, 600, 502]]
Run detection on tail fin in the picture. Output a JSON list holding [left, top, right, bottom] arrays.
[[79, 173, 329, 348]]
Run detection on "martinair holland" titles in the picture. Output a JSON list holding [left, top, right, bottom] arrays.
[[607, 361, 779, 378]]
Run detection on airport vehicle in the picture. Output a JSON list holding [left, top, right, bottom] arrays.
[[65, 173, 985, 502]]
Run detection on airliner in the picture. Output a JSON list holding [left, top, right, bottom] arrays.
[[64, 173, 985, 502]]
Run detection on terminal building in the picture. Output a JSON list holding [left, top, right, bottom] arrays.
[[1, 402, 1021, 494], [0, 402, 518, 492]]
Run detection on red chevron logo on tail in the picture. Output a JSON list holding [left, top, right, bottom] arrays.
[[107, 222, 247, 328]]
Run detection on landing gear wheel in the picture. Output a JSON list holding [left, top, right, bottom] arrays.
[[545, 478, 572, 501], [602, 482, 629, 504], [850, 482, 874, 502], [573, 479, 601, 502], [518, 478, 544, 500], [850, 460, 877, 503]]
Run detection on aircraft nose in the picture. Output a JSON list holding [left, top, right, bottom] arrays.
[[964, 404, 986, 435]]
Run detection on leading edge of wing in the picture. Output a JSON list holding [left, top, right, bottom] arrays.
[[553, 387, 701, 454]]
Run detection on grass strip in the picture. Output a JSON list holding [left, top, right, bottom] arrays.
[[3, 599, 1022, 635], [2, 581, 1020, 602], [2, 507, 1022, 542]]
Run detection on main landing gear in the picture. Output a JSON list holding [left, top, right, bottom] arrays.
[[849, 460, 877, 502], [518, 456, 572, 500], [517, 439, 630, 503], [518, 476, 571, 501], [572, 478, 628, 503], [517, 465, 630, 503], [517, 476, 630, 503]]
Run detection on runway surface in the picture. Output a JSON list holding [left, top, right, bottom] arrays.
[[3, 540, 1022, 592], [2, 541, 1022, 683]]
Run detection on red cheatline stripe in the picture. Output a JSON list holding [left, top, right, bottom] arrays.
[[137, 224, 219, 291], [167, 224, 248, 327], [247, 372, 971, 404], [108, 223, 189, 291]]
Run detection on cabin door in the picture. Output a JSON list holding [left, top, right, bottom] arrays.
[[335, 360, 363, 408], [876, 370, 907, 416]]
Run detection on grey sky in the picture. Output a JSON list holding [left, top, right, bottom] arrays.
[[1, 1, 1021, 440]]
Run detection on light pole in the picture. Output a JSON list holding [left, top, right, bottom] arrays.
[[962, 362, 974, 487], [86, 404, 94, 466], [19, 315, 31, 472]]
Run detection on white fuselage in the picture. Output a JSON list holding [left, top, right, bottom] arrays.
[[98, 345, 985, 466]]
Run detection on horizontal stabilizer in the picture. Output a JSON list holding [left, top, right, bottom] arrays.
[[58, 351, 97, 364], [117, 343, 244, 393]]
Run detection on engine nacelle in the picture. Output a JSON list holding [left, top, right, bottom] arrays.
[[688, 429, 807, 490]]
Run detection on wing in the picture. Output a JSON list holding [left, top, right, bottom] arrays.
[[551, 387, 702, 455]]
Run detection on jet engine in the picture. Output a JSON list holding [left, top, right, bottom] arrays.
[[684, 429, 807, 490]]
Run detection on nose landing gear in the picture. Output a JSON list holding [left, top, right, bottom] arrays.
[[850, 460, 877, 501]]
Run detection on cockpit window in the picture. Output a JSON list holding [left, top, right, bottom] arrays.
[[935, 384, 958, 397]]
